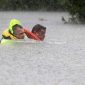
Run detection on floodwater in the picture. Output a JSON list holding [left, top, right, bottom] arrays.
[[0, 11, 85, 85]]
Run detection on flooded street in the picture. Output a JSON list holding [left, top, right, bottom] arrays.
[[0, 11, 85, 85]]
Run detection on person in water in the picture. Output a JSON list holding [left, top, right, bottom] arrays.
[[25, 24, 46, 41], [31, 24, 46, 41], [0, 19, 46, 44]]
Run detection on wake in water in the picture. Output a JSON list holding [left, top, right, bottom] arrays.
[[0, 39, 67, 46]]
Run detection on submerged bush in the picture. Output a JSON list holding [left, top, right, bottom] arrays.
[[65, 0, 85, 23]]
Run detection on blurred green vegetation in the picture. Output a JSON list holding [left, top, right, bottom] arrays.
[[0, 0, 65, 11], [65, 0, 85, 23], [0, 0, 85, 23]]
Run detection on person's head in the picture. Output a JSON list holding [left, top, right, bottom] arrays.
[[8, 19, 25, 39], [32, 24, 46, 41], [12, 24, 25, 39]]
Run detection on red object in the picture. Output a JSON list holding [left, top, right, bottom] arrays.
[[24, 28, 41, 41]]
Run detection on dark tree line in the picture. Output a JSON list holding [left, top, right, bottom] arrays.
[[65, 0, 85, 23], [0, 0, 85, 23], [0, 0, 65, 11]]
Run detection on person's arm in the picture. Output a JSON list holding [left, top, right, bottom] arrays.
[[24, 28, 41, 41]]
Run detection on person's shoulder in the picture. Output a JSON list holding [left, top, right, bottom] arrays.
[[2, 29, 9, 35]]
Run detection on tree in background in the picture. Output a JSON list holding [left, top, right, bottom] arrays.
[[0, 0, 64, 11], [0, 0, 85, 24], [0, 0, 8, 10], [65, 0, 85, 23]]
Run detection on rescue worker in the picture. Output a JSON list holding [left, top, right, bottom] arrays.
[[0, 19, 46, 44]]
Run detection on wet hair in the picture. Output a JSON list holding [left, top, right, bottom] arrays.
[[12, 24, 23, 35], [32, 24, 46, 33]]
